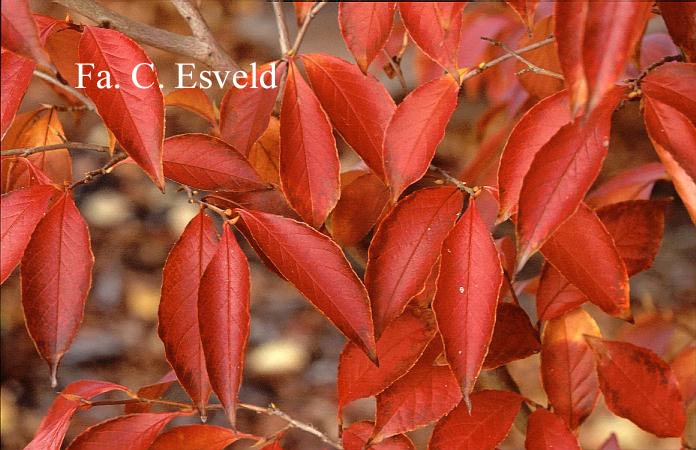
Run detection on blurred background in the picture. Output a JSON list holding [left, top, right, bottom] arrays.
[[1, 1, 694, 449]]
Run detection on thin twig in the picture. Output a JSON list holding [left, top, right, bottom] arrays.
[[633, 54, 683, 86], [169, 0, 238, 71], [181, 185, 235, 222], [33, 70, 96, 111], [288, 1, 328, 56], [271, 1, 291, 55], [481, 37, 564, 80], [461, 36, 556, 84], [1, 142, 110, 157], [70, 152, 128, 189], [429, 164, 479, 196], [54, 0, 239, 71], [239, 402, 342, 449], [382, 48, 408, 94]]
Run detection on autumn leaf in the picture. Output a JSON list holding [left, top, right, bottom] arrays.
[[79, 26, 165, 189], [659, 2, 696, 62], [399, 2, 465, 74], [279, 60, 339, 228], [1, 0, 51, 67], [433, 199, 502, 408], [0, 185, 56, 283], [525, 409, 581, 450], [158, 210, 217, 418], [25, 380, 129, 450], [585, 337, 686, 437], [343, 422, 415, 450], [554, 0, 651, 116], [163, 133, 268, 192], [66, 412, 183, 450], [236, 209, 377, 362], [372, 340, 461, 442], [429, 390, 522, 450], [338, 2, 396, 73], [219, 62, 284, 156], [198, 224, 250, 427], [337, 307, 436, 414], [365, 186, 463, 337], [541, 308, 601, 429], [301, 53, 396, 180], [150, 425, 258, 450], [382, 74, 459, 202], [484, 302, 540, 370], [165, 87, 217, 126], [21, 191, 93, 386], [1, 48, 35, 139]]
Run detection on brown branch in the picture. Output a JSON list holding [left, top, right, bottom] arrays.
[[33, 70, 96, 111], [271, 1, 291, 55], [169, 0, 238, 71], [54, 0, 239, 71], [634, 54, 683, 86], [70, 152, 128, 189], [1, 142, 110, 157], [382, 48, 408, 94], [288, 1, 328, 56], [77, 395, 342, 449], [481, 37, 564, 80], [460, 35, 556, 84]]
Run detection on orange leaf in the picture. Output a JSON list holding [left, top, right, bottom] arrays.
[[525, 409, 581, 450], [338, 3, 396, 73]]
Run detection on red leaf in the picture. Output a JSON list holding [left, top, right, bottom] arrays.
[[659, 2, 696, 62], [1, 156, 53, 193], [236, 209, 377, 362], [525, 409, 581, 450], [433, 199, 503, 407], [198, 224, 250, 427], [21, 191, 93, 385], [541, 308, 601, 429], [279, 60, 339, 228], [483, 302, 540, 370], [1, 0, 50, 66], [338, 307, 436, 413], [429, 390, 522, 450], [125, 371, 177, 414], [1, 49, 35, 139], [163, 134, 267, 192], [247, 116, 280, 186], [671, 346, 696, 405], [399, 2, 465, 74], [506, 0, 539, 29], [2, 108, 73, 187], [585, 162, 667, 208], [540, 203, 630, 319], [640, 63, 696, 120], [516, 87, 623, 268], [150, 424, 258, 450], [365, 186, 463, 337], [585, 337, 686, 437], [66, 412, 182, 450], [373, 340, 461, 441], [343, 422, 415, 450], [338, 3, 396, 73], [643, 95, 696, 222], [383, 75, 459, 202], [79, 26, 165, 189], [301, 53, 396, 180], [26, 380, 129, 450], [596, 199, 668, 275], [219, 62, 284, 156], [536, 264, 587, 321], [0, 185, 56, 283], [329, 170, 390, 247], [165, 88, 217, 126], [206, 188, 298, 220], [158, 210, 217, 417], [554, 1, 651, 116], [497, 90, 570, 222]]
